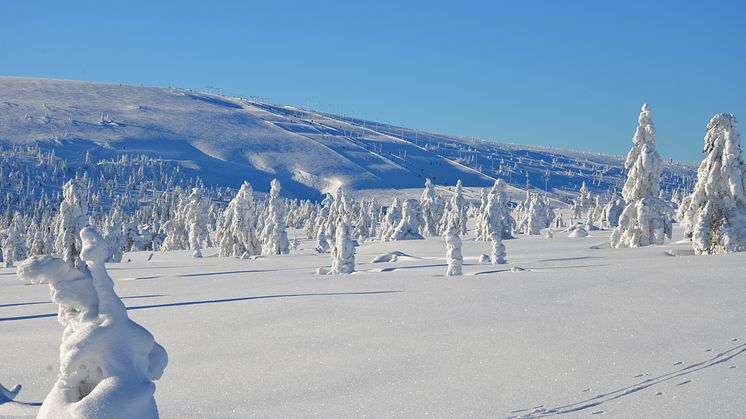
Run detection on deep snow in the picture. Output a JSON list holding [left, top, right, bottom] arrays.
[[2, 221, 745, 418]]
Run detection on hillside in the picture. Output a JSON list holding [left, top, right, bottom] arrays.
[[0, 76, 693, 199]]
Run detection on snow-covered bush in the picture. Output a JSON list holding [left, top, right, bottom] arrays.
[[18, 227, 167, 419], [678, 113, 746, 254], [610, 104, 673, 248]]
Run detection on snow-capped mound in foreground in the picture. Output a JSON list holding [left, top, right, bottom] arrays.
[[17, 227, 167, 419]]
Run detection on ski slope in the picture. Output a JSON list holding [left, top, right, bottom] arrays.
[[2, 223, 744, 418], [0, 77, 693, 200]]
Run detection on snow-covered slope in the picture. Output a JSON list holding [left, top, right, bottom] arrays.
[[0, 76, 693, 199], [0, 77, 493, 198]]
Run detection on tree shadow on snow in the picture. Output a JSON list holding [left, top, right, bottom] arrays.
[[0, 291, 400, 323], [0, 294, 166, 309]]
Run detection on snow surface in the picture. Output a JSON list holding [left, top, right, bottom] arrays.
[[2, 219, 745, 418]]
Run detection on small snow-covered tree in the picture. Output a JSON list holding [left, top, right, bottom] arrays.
[[610, 104, 673, 248], [219, 181, 261, 257], [420, 178, 441, 236], [315, 221, 330, 253], [262, 179, 290, 255], [55, 179, 89, 268], [444, 213, 463, 276], [331, 213, 355, 274], [380, 198, 402, 242], [19, 227, 167, 419], [484, 193, 507, 264], [103, 214, 124, 263], [518, 193, 548, 235], [678, 113, 746, 254], [185, 187, 210, 258], [391, 199, 425, 240], [450, 180, 469, 235]]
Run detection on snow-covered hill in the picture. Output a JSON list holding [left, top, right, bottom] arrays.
[[0, 76, 693, 199]]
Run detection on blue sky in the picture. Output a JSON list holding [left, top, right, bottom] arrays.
[[1, 1, 744, 163]]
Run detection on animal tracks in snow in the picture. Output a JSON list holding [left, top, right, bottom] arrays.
[[504, 339, 746, 418]]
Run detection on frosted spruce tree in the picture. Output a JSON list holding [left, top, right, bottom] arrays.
[[519, 194, 547, 235], [678, 113, 746, 254], [420, 178, 441, 236], [610, 104, 673, 248], [380, 197, 402, 242], [450, 180, 468, 235], [103, 214, 124, 263], [18, 227, 167, 419], [331, 213, 355, 274], [262, 179, 290, 255], [391, 199, 425, 240], [445, 213, 463, 276], [484, 193, 507, 264], [219, 181, 261, 258], [185, 187, 210, 258], [55, 179, 89, 268]]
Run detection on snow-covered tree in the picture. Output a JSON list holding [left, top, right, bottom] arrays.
[[103, 213, 124, 263], [315, 222, 330, 253], [484, 193, 507, 264], [380, 198, 402, 242], [678, 113, 746, 254], [55, 179, 89, 268], [184, 187, 210, 258], [331, 213, 355, 274], [18, 227, 167, 419], [611, 104, 673, 248], [420, 178, 442, 236], [449, 180, 468, 235], [518, 193, 548, 235], [391, 199, 425, 240], [262, 179, 290, 255], [219, 181, 261, 258], [445, 213, 463, 276]]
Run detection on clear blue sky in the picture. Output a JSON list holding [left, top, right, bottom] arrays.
[[2, 1, 744, 163]]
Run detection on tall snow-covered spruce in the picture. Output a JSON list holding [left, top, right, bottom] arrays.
[[444, 213, 463, 276], [219, 181, 261, 258], [262, 179, 290, 255], [610, 104, 673, 248], [678, 113, 746, 254], [331, 212, 355, 274], [55, 179, 89, 268], [18, 227, 167, 419]]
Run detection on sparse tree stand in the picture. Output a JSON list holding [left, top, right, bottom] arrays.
[[610, 104, 673, 248], [678, 113, 746, 255]]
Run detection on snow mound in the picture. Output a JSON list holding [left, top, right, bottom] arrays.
[[19, 227, 168, 419], [370, 251, 415, 263]]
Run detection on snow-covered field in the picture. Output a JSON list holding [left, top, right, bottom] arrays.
[[3, 223, 744, 418]]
